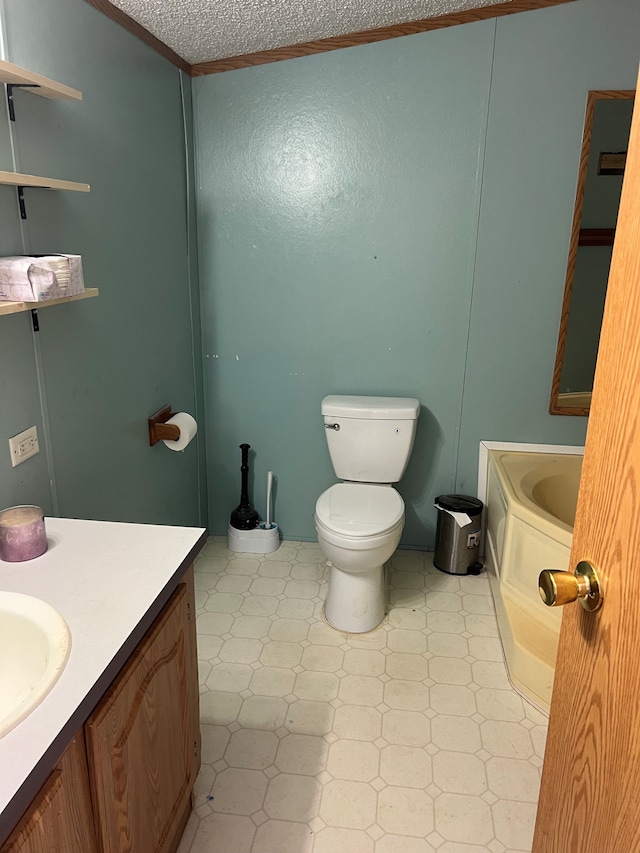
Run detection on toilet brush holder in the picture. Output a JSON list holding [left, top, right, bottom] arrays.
[[228, 522, 280, 554]]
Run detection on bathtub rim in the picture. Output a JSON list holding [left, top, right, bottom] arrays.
[[478, 440, 585, 546]]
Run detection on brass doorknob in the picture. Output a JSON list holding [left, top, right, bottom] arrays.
[[538, 560, 602, 611]]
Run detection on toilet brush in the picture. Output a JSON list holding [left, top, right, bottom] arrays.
[[260, 471, 275, 530], [230, 443, 259, 530]]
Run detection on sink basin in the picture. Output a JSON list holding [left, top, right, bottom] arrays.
[[0, 592, 71, 738]]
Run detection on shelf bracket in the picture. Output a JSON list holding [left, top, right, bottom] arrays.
[[6, 83, 40, 121], [31, 309, 39, 332], [17, 186, 26, 219]]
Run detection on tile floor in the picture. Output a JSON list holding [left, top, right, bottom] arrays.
[[177, 538, 548, 853]]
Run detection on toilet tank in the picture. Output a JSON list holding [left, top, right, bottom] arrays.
[[322, 395, 420, 483]]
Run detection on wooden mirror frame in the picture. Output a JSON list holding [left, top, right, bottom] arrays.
[[549, 89, 635, 416]]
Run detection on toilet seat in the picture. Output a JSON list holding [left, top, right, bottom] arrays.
[[315, 483, 404, 538]]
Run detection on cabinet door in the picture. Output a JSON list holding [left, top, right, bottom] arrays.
[[85, 576, 199, 853], [1, 733, 97, 853]]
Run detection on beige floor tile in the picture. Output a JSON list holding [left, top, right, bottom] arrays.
[[205, 592, 244, 613], [197, 634, 223, 660], [241, 594, 278, 616], [302, 644, 344, 672], [198, 611, 234, 636], [339, 674, 384, 706], [291, 562, 325, 580], [382, 709, 430, 747], [388, 608, 426, 630], [492, 799, 537, 850], [308, 620, 348, 646], [481, 719, 534, 759], [383, 679, 430, 711], [199, 690, 242, 725], [327, 739, 379, 781], [385, 652, 429, 681], [333, 705, 382, 741], [427, 632, 469, 659], [434, 792, 493, 844], [263, 773, 322, 821], [257, 560, 293, 578], [206, 662, 253, 692], [238, 695, 288, 730], [380, 745, 432, 788], [211, 767, 268, 814], [230, 615, 271, 639], [431, 715, 481, 753], [476, 687, 526, 721], [251, 819, 314, 853], [249, 666, 296, 697], [275, 733, 329, 775], [277, 597, 316, 619], [215, 574, 252, 594], [321, 779, 377, 829], [294, 670, 339, 701], [313, 826, 374, 853], [425, 591, 462, 612], [201, 724, 230, 764], [486, 756, 541, 801], [287, 699, 335, 735], [249, 576, 286, 596], [186, 543, 547, 853], [225, 729, 278, 770], [426, 610, 466, 634], [430, 683, 477, 717], [343, 648, 386, 675], [386, 629, 427, 654], [374, 835, 436, 853], [227, 558, 261, 576], [269, 618, 310, 643], [219, 637, 263, 664], [432, 751, 487, 795], [428, 656, 473, 686], [261, 640, 304, 668], [188, 812, 255, 853], [377, 786, 434, 836]]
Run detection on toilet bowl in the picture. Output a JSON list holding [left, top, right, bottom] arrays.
[[315, 482, 405, 633], [315, 395, 420, 633]]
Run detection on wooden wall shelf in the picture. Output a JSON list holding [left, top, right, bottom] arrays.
[[0, 288, 99, 316], [0, 60, 82, 101], [0, 171, 90, 193]]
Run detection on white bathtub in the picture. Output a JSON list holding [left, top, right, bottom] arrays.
[[483, 449, 583, 712]]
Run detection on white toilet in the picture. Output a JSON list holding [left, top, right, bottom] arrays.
[[314, 395, 420, 633]]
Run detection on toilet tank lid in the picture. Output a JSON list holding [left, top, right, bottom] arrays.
[[322, 395, 420, 419]]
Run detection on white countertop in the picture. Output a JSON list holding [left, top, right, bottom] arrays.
[[0, 516, 206, 838]]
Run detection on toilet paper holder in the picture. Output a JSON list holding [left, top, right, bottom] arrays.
[[148, 404, 181, 446]]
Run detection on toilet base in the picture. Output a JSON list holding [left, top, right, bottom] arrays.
[[324, 562, 385, 633]]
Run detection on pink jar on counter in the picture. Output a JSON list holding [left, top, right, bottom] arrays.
[[0, 505, 47, 562]]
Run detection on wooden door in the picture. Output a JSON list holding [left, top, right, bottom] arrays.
[[86, 574, 200, 853], [1, 733, 97, 853], [533, 72, 640, 851]]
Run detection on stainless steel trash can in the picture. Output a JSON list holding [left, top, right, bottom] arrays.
[[434, 494, 483, 575]]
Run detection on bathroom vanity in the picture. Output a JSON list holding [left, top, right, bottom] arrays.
[[0, 517, 206, 852]]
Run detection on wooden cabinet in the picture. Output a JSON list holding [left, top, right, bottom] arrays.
[[1, 733, 97, 853], [86, 575, 200, 853], [1, 567, 200, 853]]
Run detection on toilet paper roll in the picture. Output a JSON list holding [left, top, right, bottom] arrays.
[[162, 413, 197, 451]]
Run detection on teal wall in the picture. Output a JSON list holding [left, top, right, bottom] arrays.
[[194, 0, 639, 546], [0, 0, 206, 526]]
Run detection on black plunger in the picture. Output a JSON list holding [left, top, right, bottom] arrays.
[[230, 443, 259, 530]]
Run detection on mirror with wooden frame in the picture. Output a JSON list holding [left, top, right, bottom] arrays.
[[549, 89, 635, 416]]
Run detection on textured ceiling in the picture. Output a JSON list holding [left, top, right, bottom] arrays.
[[107, 0, 512, 65]]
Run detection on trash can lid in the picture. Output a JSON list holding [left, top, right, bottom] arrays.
[[435, 494, 483, 515]]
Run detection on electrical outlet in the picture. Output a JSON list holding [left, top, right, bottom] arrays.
[[9, 426, 39, 467]]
